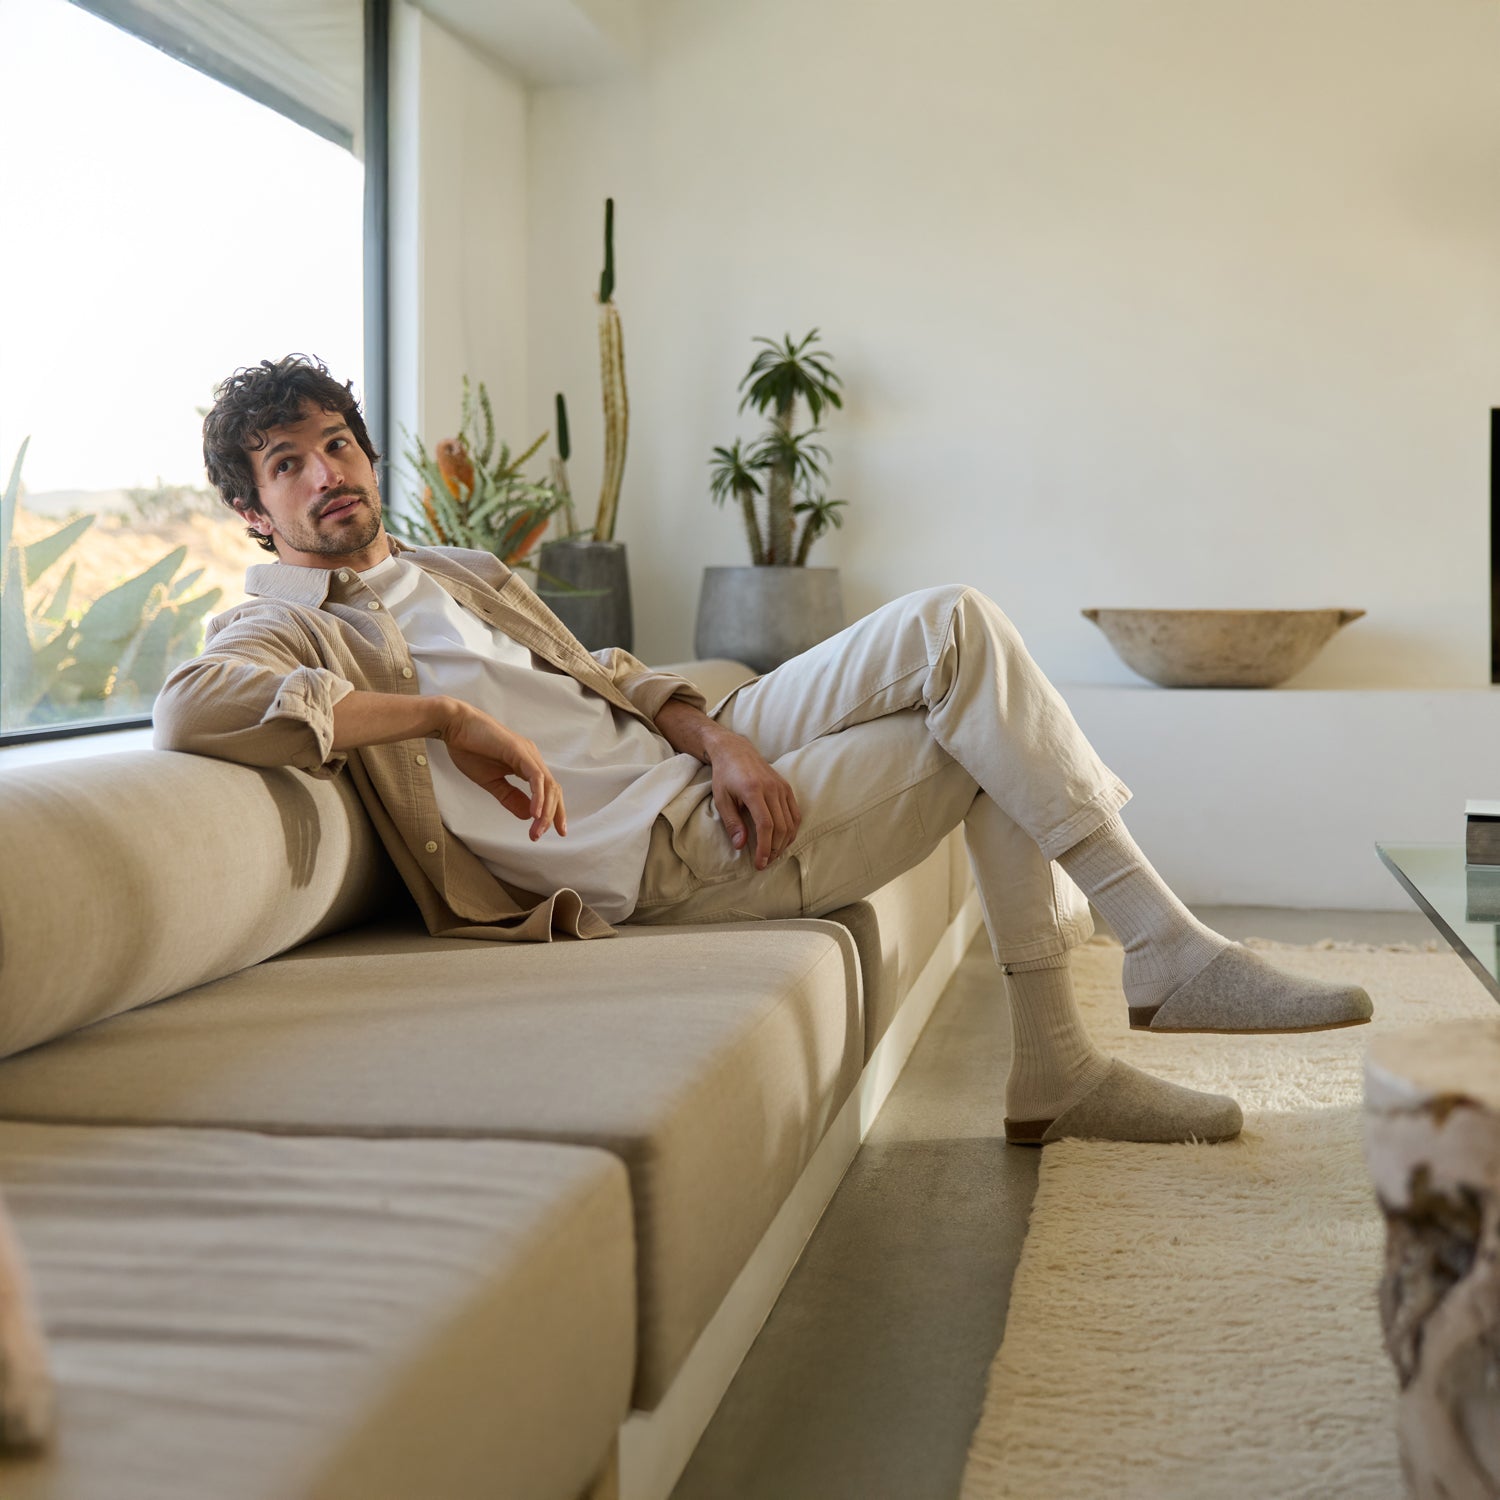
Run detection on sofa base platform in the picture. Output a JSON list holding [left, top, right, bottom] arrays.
[[617, 891, 984, 1500]]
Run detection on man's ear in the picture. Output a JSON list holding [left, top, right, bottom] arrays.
[[233, 499, 271, 536]]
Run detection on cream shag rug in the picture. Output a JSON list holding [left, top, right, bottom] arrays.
[[961, 936, 1498, 1500]]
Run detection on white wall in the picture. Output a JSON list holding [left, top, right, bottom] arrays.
[[526, 0, 1500, 682], [389, 1, 530, 518]]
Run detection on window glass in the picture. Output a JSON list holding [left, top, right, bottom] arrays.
[[0, 0, 364, 736]]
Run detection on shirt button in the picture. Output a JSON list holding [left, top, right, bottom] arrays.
[[425, 840, 438, 853], [415, 753, 427, 766], [401, 666, 413, 679], [367, 601, 382, 611], [337, 570, 350, 583]]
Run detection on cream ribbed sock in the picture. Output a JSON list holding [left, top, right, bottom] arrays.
[[1055, 815, 1229, 1011], [1001, 953, 1112, 1124]]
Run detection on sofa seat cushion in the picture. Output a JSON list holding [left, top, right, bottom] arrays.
[[0, 1123, 633, 1500], [826, 841, 957, 1058], [0, 921, 862, 1408]]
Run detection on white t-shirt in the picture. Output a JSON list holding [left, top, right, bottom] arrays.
[[359, 553, 700, 922]]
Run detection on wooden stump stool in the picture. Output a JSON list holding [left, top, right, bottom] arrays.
[[1365, 1020, 1500, 1500]]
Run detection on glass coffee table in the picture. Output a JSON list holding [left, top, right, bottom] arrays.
[[1377, 844, 1500, 1005]]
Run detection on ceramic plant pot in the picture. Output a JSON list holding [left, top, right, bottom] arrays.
[[1081, 607, 1365, 688], [537, 539, 633, 653], [694, 566, 845, 675]]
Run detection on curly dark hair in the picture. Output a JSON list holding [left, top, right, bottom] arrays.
[[203, 354, 380, 553]]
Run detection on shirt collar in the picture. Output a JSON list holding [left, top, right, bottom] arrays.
[[244, 535, 412, 606]]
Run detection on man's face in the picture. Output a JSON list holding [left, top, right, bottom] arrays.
[[238, 405, 386, 569]]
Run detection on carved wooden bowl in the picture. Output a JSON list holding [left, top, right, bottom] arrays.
[[1081, 607, 1365, 688]]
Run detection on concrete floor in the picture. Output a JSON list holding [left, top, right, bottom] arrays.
[[670, 904, 1437, 1500]]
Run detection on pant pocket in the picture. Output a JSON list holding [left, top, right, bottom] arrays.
[[660, 786, 759, 888], [792, 793, 930, 916]]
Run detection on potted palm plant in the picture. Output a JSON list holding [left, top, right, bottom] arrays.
[[694, 329, 847, 672]]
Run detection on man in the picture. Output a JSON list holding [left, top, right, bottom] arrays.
[[155, 355, 1372, 1147]]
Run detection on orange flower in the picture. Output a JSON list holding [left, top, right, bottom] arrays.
[[436, 438, 474, 499]]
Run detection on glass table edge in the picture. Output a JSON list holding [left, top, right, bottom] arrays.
[[1376, 843, 1500, 1006]]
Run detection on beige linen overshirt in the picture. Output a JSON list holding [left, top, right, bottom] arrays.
[[153, 539, 708, 941]]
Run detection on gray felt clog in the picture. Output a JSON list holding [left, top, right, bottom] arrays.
[[1129, 945, 1374, 1034], [1005, 1058, 1244, 1146]]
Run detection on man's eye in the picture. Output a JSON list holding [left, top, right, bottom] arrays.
[[275, 458, 293, 474], [329, 438, 348, 452]]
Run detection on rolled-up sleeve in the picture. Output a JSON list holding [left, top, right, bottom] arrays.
[[153, 614, 356, 778], [592, 648, 708, 723]]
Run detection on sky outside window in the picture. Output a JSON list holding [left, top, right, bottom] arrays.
[[0, 0, 365, 502], [0, 0, 364, 736]]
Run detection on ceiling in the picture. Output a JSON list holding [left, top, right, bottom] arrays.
[[413, 0, 642, 84]]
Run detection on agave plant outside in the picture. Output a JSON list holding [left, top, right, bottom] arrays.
[[0, 438, 223, 729]]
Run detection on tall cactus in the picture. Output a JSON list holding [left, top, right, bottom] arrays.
[[594, 198, 629, 542], [551, 392, 577, 534]]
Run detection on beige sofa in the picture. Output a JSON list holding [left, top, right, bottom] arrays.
[[0, 661, 981, 1500]]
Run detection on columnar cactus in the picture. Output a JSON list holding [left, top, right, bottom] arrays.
[[551, 392, 577, 535], [594, 198, 629, 543]]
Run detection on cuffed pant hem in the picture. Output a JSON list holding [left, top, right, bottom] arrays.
[[987, 901, 1096, 968], [1034, 776, 1132, 863]]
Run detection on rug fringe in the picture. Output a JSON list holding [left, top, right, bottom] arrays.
[[1086, 933, 1446, 955], [1239, 935, 1447, 955]]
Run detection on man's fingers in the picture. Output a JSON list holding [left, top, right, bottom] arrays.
[[529, 774, 568, 841], [713, 790, 747, 851], [774, 789, 798, 860], [496, 782, 533, 821], [784, 782, 802, 852], [543, 780, 565, 839], [749, 796, 775, 870], [537, 779, 564, 838]]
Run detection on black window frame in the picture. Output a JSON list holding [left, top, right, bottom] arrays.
[[0, 0, 390, 748]]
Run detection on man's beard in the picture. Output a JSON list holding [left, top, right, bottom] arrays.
[[282, 486, 382, 556]]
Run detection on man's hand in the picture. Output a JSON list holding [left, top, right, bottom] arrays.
[[438, 701, 567, 842], [654, 700, 799, 870], [330, 691, 566, 841], [707, 732, 800, 870]]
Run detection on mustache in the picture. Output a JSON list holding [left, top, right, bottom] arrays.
[[316, 487, 370, 518]]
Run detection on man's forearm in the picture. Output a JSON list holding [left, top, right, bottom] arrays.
[[331, 690, 459, 751], [335, 691, 566, 837], [654, 698, 800, 868], [653, 699, 742, 763]]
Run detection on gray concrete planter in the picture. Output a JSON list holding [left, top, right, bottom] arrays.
[[536, 539, 633, 652], [694, 566, 845, 674]]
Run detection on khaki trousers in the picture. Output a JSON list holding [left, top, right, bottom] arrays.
[[632, 586, 1131, 966]]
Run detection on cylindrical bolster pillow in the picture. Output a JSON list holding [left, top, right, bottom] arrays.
[[0, 750, 399, 1060]]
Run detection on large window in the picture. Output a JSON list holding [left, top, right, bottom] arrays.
[[0, 0, 374, 740]]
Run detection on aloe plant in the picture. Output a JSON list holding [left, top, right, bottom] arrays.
[[712, 329, 846, 566], [390, 378, 567, 565], [0, 439, 222, 728]]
